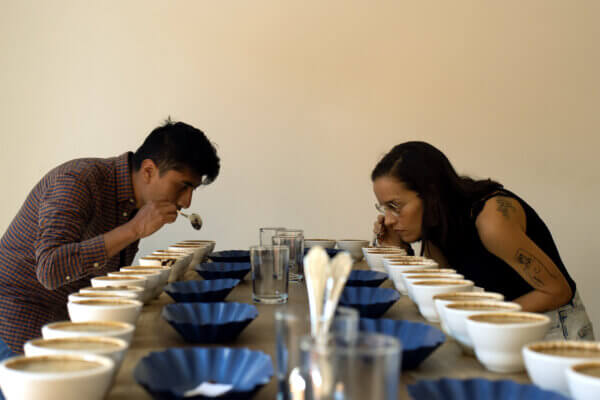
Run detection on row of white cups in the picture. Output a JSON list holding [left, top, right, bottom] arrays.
[[0, 240, 215, 400], [363, 246, 600, 399]]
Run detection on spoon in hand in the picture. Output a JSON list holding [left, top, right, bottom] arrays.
[[178, 211, 203, 230]]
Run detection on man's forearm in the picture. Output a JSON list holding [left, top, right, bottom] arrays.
[[103, 221, 141, 259]]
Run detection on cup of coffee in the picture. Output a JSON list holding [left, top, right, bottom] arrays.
[[465, 312, 551, 373], [42, 320, 135, 344], [432, 292, 504, 334], [567, 361, 600, 400], [0, 353, 115, 400], [67, 298, 143, 325], [410, 279, 474, 322], [523, 341, 600, 396], [443, 301, 521, 352]]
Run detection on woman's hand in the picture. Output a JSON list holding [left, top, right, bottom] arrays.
[[373, 214, 410, 250]]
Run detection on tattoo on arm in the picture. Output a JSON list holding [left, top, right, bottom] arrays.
[[496, 197, 516, 219], [515, 248, 558, 287]]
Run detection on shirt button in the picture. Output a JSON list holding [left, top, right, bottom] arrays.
[[129, 198, 134, 203], [93, 262, 100, 268], [123, 212, 128, 217], [65, 276, 71, 281]]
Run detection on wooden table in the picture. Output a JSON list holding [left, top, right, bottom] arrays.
[[107, 262, 530, 399]]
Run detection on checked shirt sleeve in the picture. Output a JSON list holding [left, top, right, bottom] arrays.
[[34, 173, 108, 290]]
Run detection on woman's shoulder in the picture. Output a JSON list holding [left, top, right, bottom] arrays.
[[474, 191, 527, 235]]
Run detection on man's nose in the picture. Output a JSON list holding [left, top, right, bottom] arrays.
[[177, 188, 193, 209]]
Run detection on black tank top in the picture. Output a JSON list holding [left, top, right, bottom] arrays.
[[446, 189, 576, 301]]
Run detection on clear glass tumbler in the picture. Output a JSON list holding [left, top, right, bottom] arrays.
[[250, 245, 289, 304], [273, 229, 304, 282], [275, 306, 359, 400], [299, 332, 401, 400], [260, 227, 286, 246]]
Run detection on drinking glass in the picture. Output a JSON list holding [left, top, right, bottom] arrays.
[[250, 245, 289, 304], [275, 306, 359, 400], [260, 227, 285, 246], [273, 229, 304, 282], [299, 333, 401, 400]]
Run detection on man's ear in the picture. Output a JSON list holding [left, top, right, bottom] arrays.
[[140, 159, 158, 184]]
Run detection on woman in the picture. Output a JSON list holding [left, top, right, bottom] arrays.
[[372, 141, 594, 340]]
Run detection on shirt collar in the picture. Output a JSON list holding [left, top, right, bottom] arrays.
[[115, 152, 136, 206]]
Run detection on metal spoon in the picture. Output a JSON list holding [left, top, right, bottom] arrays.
[[178, 211, 203, 230]]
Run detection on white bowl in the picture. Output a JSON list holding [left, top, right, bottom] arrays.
[[410, 279, 474, 322], [0, 353, 115, 400], [107, 271, 159, 301], [178, 240, 216, 254], [362, 248, 407, 272], [91, 276, 146, 290], [444, 301, 521, 351], [42, 321, 135, 345], [383, 261, 439, 293], [79, 286, 144, 302], [404, 272, 464, 302], [68, 299, 143, 325], [336, 240, 370, 261], [567, 361, 600, 400], [68, 292, 137, 304], [24, 336, 128, 372], [168, 244, 211, 275], [120, 266, 171, 298], [465, 312, 551, 373], [304, 239, 337, 249], [146, 252, 192, 282], [523, 341, 600, 396], [433, 291, 504, 334]]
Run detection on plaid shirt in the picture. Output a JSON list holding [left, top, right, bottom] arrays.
[[0, 152, 139, 353]]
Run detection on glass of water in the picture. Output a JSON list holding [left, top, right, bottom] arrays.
[[260, 227, 286, 246], [250, 245, 289, 304], [273, 229, 304, 282]]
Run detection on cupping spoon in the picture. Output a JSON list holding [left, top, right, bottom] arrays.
[[178, 211, 203, 230]]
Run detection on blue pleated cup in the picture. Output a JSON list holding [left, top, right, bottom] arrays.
[[195, 262, 251, 280], [359, 318, 445, 370], [338, 287, 400, 318], [162, 302, 258, 343], [164, 279, 240, 303], [134, 347, 273, 399], [345, 270, 388, 287], [208, 250, 251, 263]]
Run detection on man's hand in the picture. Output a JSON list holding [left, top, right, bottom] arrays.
[[129, 201, 178, 239]]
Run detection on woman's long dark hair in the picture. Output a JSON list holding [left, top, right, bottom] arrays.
[[371, 141, 502, 257]]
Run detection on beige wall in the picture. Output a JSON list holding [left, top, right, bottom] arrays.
[[1, 1, 599, 329]]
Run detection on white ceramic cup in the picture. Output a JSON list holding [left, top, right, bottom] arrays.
[[0, 353, 115, 400], [465, 312, 551, 373], [404, 273, 464, 303], [567, 361, 600, 400], [336, 240, 370, 261], [68, 298, 143, 325], [433, 291, 504, 334], [42, 321, 135, 345], [523, 341, 600, 396], [444, 301, 522, 351], [410, 279, 474, 322]]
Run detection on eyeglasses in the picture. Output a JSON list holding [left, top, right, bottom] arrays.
[[375, 202, 401, 217]]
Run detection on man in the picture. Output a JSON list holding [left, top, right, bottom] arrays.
[[0, 120, 220, 356]]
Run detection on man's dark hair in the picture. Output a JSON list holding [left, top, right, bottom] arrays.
[[371, 141, 502, 257], [133, 119, 220, 185]]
